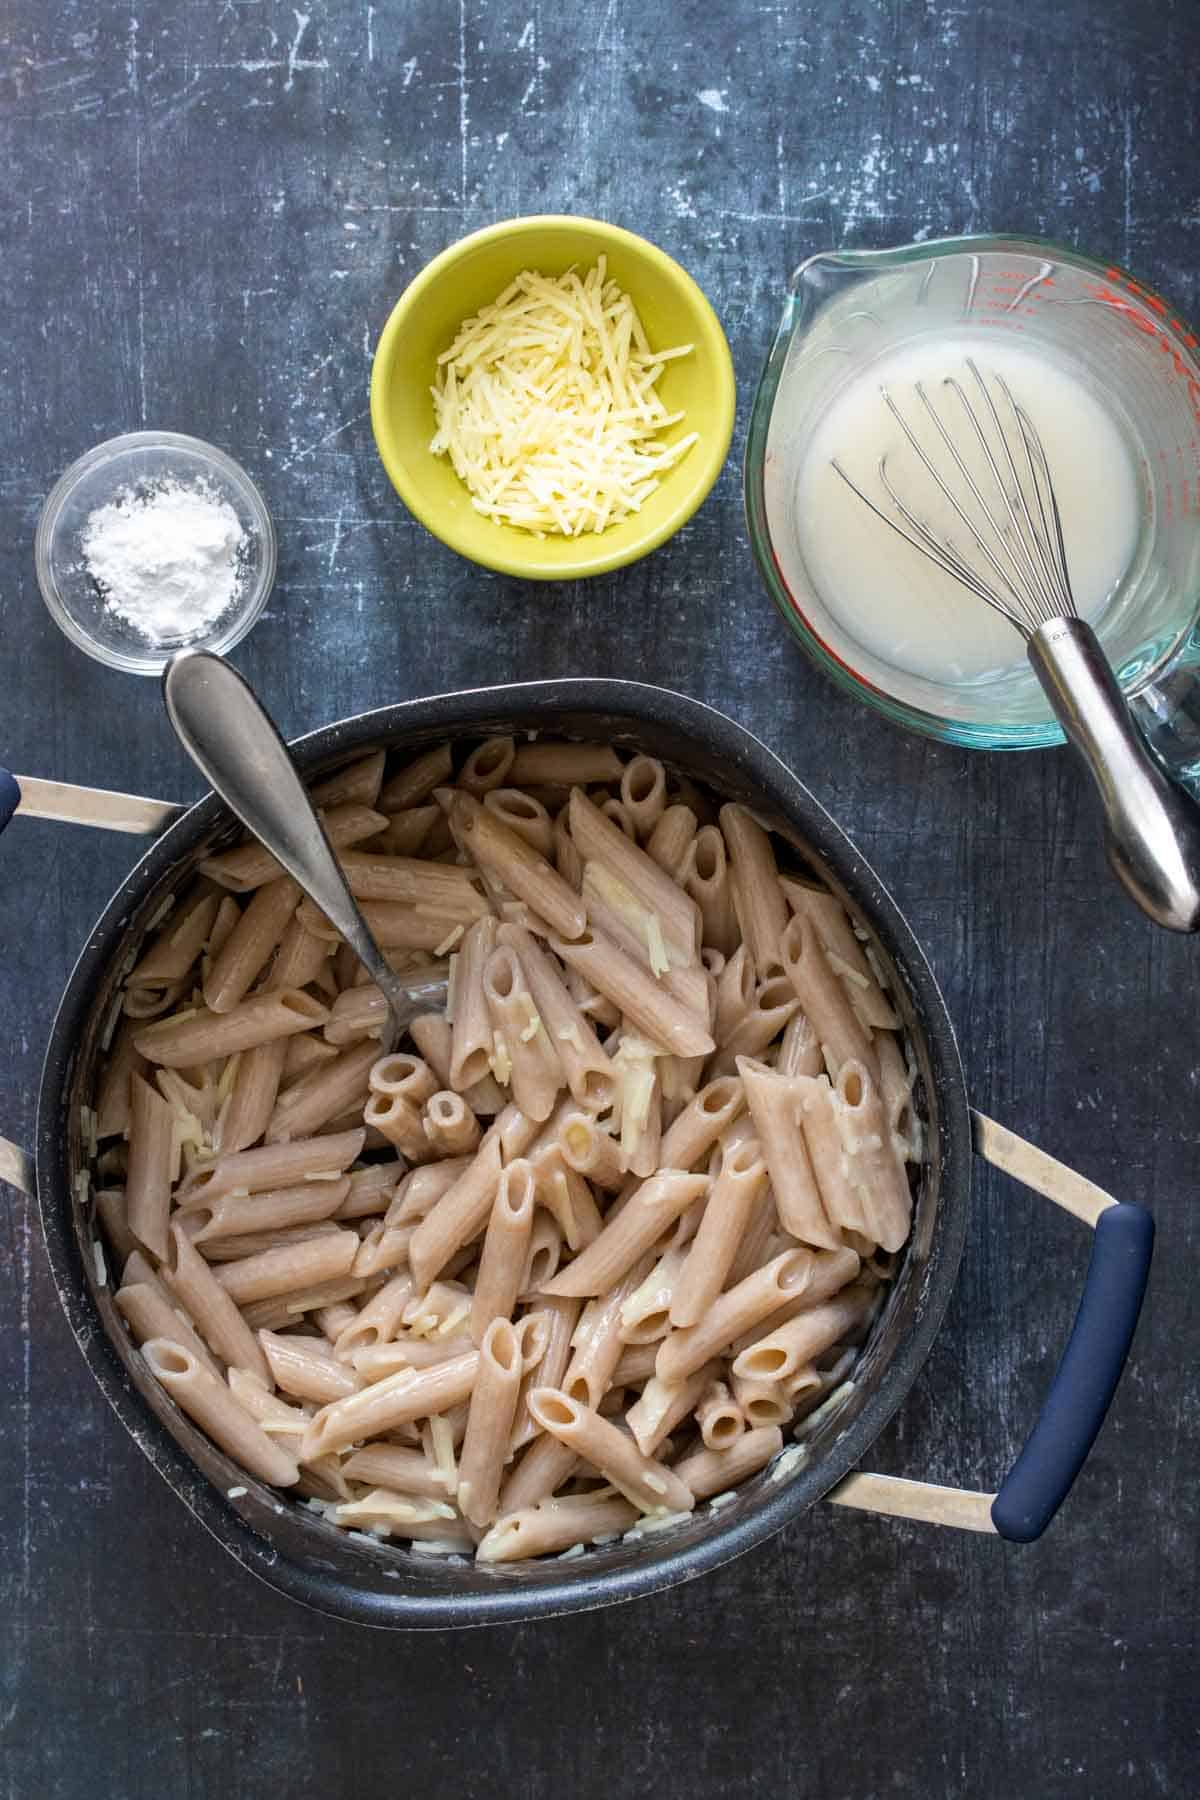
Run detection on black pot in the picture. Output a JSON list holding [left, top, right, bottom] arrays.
[[0, 680, 1153, 1629]]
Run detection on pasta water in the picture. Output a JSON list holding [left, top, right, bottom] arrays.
[[787, 337, 1140, 688]]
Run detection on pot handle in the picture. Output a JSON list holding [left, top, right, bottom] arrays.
[[0, 770, 183, 838], [0, 1136, 34, 1198], [828, 1110, 1153, 1542]]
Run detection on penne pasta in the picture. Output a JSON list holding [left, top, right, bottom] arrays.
[[125, 1073, 175, 1260], [559, 1258, 655, 1410], [371, 805, 441, 858], [266, 1037, 378, 1144], [423, 1090, 481, 1157], [407, 1134, 503, 1291], [732, 1285, 875, 1384], [673, 1425, 784, 1499], [619, 1245, 687, 1344], [498, 1431, 580, 1516], [498, 924, 616, 1113], [510, 1292, 579, 1452], [450, 916, 499, 1092], [88, 736, 916, 1564], [213, 1038, 287, 1155], [301, 1350, 481, 1459], [341, 1443, 456, 1499], [681, 826, 739, 956], [450, 791, 587, 940], [259, 1329, 359, 1402], [549, 928, 713, 1059], [458, 1315, 544, 1526], [709, 974, 801, 1074], [178, 1176, 350, 1242], [670, 1138, 769, 1328], [541, 1171, 708, 1299], [310, 751, 386, 812], [477, 1493, 639, 1562], [127, 891, 219, 990], [483, 788, 555, 857], [644, 803, 698, 879], [696, 1379, 746, 1449], [625, 1360, 719, 1455], [471, 1159, 536, 1341], [657, 1076, 746, 1174], [569, 787, 700, 960], [779, 911, 878, 1080], [620, 755, 668, 839], [718, 804, 789, 976], [95, 1017, 148, 1140], [378, 743, 454, 812], [833, 1062, 913, 1253], [737, 1057, 839, 1251], [134, 989, 327, 1070], [508, 742, 624, 787], [200, 805, 386, 893], [260, 916, 334, 993], [527, 1389, 694, 1515], [162, 1223, 269, 1382], [332, 1272, 416, 1361], [776, 1008, 822, 1079], [559, 1110, 626, 1191], [482, 943, 563, 1121], [177, 1128, 366, 1204], [142, 1340, 300, 1486], [459, 735, 516, 795], [203, 876, 302, 1010], [519, 1210, 564, 1296], [780, 879, 900, 1032], [729, 1373, 793, 1427], [115, 1279, 222, 1376], [212, 1229, 359, 1305], [656, 1250, 827, 1384]]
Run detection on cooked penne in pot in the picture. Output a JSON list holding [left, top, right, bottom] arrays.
[[86, 736, 920, 1564]]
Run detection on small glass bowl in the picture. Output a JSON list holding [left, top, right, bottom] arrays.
[[35, 431, 276, 675]]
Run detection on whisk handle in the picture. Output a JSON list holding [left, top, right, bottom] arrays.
[[1029, 617, 1200, 932]]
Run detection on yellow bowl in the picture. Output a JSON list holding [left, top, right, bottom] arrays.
[[370, 215, 736, 580]]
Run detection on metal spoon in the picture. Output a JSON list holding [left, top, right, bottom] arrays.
[[162, 650, 448, 1052]]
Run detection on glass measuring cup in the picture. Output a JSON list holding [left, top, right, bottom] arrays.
[[745, 235, 1200, 783]]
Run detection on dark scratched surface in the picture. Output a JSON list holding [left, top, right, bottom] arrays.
[[1, 1, 1197, 1794]]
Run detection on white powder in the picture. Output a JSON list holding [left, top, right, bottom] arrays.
[[81, 479, 246, 644]]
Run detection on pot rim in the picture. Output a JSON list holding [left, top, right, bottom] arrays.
[[34, 677, 971, 1628]]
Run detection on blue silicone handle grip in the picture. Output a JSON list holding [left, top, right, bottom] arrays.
[[0, 769, 19, 836], [991, 1202, 1154, 1543]]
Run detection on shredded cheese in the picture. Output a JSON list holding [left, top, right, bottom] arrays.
[[430, 258, 699, 538]]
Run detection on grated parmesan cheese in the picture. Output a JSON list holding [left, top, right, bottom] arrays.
[[430, 259, 699, 538], [518, 1003, 542, 1044], [644, 911, 670, 979], [489, 1032, 513, 1087]]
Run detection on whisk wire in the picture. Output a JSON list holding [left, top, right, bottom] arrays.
[[833, 357, 1079, 641]]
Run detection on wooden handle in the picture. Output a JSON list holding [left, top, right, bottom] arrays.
[[13, 776, 182, 836], [827, 1472, 997, 1533], [0, 1137, 34, 1197], [827, 1115, 1144, 1540], [971, 1109, 1116, 1226]]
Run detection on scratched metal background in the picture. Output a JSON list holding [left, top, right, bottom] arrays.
[[1, 1, 1197, 1794]]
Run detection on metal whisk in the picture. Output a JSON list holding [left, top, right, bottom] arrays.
[[834, 359, 1200, 933]]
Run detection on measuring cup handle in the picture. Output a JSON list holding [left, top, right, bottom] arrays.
[[1029, 618, 1200, 932]]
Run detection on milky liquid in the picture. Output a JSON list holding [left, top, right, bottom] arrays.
[[791, 337, 1140, 687]]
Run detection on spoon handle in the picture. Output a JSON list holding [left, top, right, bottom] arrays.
[[162, 651, 408, 1011], [1028, 618, 1200, 932]]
